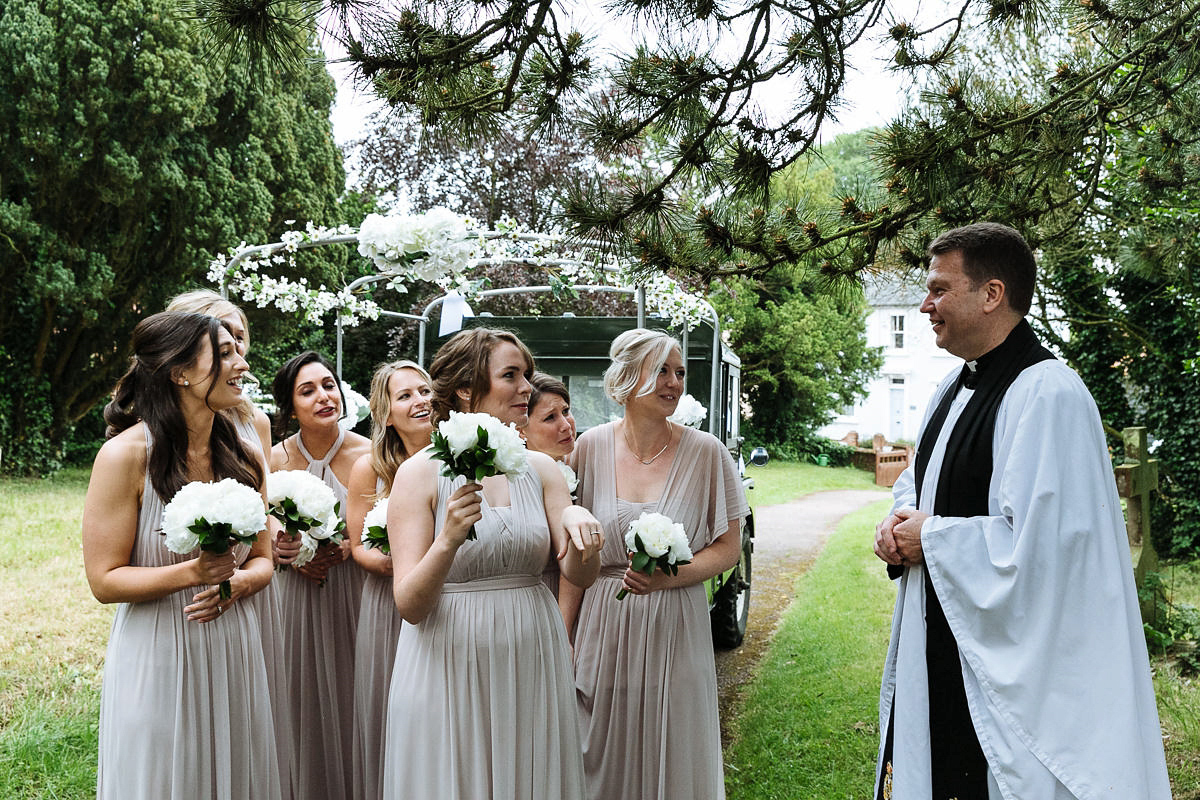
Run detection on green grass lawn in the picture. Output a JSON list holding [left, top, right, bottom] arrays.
[[4, 464, 1198, 799], [745, 460, 880, 508], [725, 501, 894, 799], [723, 497, 1200, 799], [0, 468, 108, 799]]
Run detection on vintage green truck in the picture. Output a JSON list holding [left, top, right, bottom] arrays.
[[393, 288, 759, 648]]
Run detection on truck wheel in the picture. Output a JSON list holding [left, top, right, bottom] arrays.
[[711, 535, 751, 648]]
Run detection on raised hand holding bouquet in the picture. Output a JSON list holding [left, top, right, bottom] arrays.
[[161, 478, 267, 600], [266, 470, 346, 575], [362, 496, 391, 554], [429, 411, 529, 540], [616, 511, 693, 600]]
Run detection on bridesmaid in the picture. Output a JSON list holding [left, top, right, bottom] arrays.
[[381, 327, 603, 799], [83, 311, 280, 800], [521, 372, 578, 601], [345, 360, 434, 800], [561, 328, 749, 800], [165, 290, 270, 457], [270, 351, 370, 800], [165, 290, 297, 798], [522, 372, 577, 462]]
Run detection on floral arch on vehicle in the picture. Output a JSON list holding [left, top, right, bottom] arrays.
[[206, 209, 727, 422]]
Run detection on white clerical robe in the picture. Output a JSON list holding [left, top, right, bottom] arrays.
[[876, 360, 1172, 799]]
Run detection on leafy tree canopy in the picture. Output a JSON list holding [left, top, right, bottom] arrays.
[[198, 0, 1200, 283], [0, 0, 346, 473]]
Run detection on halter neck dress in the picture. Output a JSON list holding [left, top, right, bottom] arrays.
[[96, 430, 280, 800], [350, 477, 404, 800], [275, 428, 365, 800], [570, 422, 748, 800], [381, 465, 586, 799]]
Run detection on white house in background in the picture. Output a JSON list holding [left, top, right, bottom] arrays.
[[819, 273, 961, 444]]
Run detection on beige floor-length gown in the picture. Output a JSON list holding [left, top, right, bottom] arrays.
[[96, 433, 281, 800], [350, 478, 404, 800], [232, 414, 296, 800], [275, 428, 365, 800], [381, 466, 586, 799], [570, 422, 749, 800]]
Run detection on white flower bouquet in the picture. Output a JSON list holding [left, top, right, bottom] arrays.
[[356, 208, 478, 281], [557, 461, 579, 496], [161, 478, 267, 599], [362, 496, 391, 554], [616, 511, 694, 600], [266, 470, 346, 575], [668, 394, 708, 428], [429, 411, 529, 539], [339, 381, 371, 431]]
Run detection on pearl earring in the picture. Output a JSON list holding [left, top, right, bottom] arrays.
[[183, 380, 189, 386]]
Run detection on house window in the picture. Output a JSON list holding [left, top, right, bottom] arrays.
[[890, 315, 905, 349]]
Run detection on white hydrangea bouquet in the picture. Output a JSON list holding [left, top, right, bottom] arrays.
[[160, 478, 267, 599], [362, 496, 391, 554], [429, 411, 529, 540], [668, 394, 708, 428], [266, 470, 346, 575], [616, 511, 694, 600]]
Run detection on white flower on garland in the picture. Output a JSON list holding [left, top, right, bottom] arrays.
[[161, 478, 267, 599], [209, 214, 714, 331], [557, 461, 579, 495], [339, 382, 371, 431], [616, 511, 693, 600], [357, 208, 479, 281], [668, 394, 708, 428]]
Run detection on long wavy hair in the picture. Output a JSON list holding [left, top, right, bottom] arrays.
[[103, 311, 264, 501], [165, 289, 255, 424], [367, 360, 432, 498], [428, 328, 535, 426], [271, 350, 345, 448]]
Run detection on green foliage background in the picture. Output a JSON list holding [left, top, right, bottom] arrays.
[[0, 0, 347, 474]]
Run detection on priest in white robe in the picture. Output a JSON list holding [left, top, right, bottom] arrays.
[[873, 222, 1171, 800]]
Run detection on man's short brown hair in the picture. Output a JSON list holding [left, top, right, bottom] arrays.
[[928, 222, 1036, 315]]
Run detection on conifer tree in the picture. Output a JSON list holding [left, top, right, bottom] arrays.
[[0, 0, 345, 473], [196, 0, 1200, 279]]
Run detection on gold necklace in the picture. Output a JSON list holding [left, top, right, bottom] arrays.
[[623, 421, 673, 465]]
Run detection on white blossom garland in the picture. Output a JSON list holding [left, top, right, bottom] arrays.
[[208, 212, 713, 330]]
